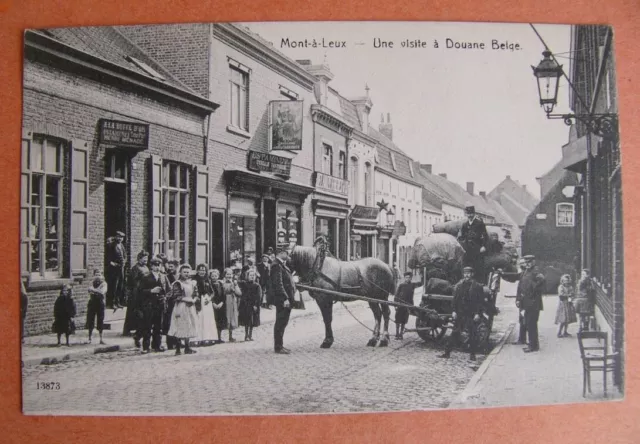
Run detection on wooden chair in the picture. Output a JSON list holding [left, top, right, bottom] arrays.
[[577, 331, 618, 397]]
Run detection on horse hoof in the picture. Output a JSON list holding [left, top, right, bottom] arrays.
[[379, 339, 389, 347], [320, 340, 333, 349], [367, 338, 378, 347]]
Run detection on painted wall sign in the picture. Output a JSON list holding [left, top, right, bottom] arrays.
[[98, 119, 149, 149], [351, 205, 380, 220], [247, 150, 292, 177], [270, 100, 303, 151], [315, 172, 348, 196]]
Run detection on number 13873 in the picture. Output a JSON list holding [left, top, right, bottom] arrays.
[[36, 382, 61, 390]]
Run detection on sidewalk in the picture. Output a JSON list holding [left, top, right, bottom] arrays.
[[449, 282, 623, 409], [21, 291, 328, 367]]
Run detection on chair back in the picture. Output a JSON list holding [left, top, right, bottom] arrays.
[[577, 331, 608, 359]]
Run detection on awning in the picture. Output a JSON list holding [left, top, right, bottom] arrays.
[[352, 228, 378, 236], [224, 168, 314, 196], [562, 134, 600, 172]]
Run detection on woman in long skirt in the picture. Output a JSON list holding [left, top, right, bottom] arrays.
[[168, 264, 199, 355], [221, 267, 241, 342], [194, 263, 217, 346], [210, 268, 227, 343], [238, 269, 261, 341], [53, 284, 76, 346], [574, 269, 595, 331], [555, 274, 577, 337]]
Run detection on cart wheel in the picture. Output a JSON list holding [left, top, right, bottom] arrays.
[[415, 314, 447, 342]]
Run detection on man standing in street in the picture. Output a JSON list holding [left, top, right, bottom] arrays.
[[270, 244, 296, 354], [138, 257, 170, 354], [163, 259, 179, 350], [106, 231, 127, 309], [501, 258, 529, 345], [457, 205, 489, 285], [438, 266, 485, 361], [502, 255, 546, 352]]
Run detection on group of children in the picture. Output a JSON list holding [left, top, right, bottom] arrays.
[[554, 269, 596, 337]]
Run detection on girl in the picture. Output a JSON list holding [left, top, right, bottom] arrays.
[[53, 284, 76, 346], [210, 268, 227, 343], [194, 264, 217, 346], [168, 264, 199, 355], [574, 269, 595, 332], [555, 274, 577, 337], [221, 267, 241, 342], [238, 269, 261, 341], [394, 272, 415, 340], [87, 269, 108, 344]]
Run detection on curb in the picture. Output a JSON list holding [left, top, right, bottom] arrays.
[[448, 321, 516, 409]]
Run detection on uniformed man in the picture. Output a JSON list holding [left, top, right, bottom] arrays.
[[500, 258, 528, 345], [457, 205, 489, 284], [105, 231, 127, 309], [501, 255, 545, 352], [270, 243, 296, 354], [438, 266, 485, 361], [138, 257, 171, 353]]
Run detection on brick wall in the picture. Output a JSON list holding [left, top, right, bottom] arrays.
[[22, 58, 206, 335]]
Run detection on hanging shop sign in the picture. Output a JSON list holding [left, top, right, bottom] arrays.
[[98, 119, 149, 149], [269, 100, 303, 151], [392, 220, 407, 237], [247, 150, 292, 177], [351, 205, 380, 220], [314, 172, 349, 196]]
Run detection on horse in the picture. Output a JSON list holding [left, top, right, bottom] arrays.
[[288, 245, 396, 348]]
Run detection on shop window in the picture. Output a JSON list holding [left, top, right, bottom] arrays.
[[322, 143, 333, 176], [278, 204, 301, 246], [159, 162, 190, 261], [316, 217, 336, 256], [21, 135, 67, 279], [556, 203, 575, 227], [229, 65, 249, 131], [229, 216, 257, 266], [338, 151, 346, 179]]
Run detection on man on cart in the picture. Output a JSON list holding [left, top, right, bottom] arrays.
[[438, 266, 485, 361], [457, 205, 489, 284]]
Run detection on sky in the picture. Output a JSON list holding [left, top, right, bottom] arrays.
[[241, 21, 574, 200]]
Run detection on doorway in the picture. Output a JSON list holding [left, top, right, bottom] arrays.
[[104, 151, 130, 261], [263, 199, 277, 254], [210, 210, 225, 272]]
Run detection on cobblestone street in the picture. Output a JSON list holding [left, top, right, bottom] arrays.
[[22, 298, 503, 415]]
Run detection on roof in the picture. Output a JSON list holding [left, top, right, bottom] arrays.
[[536, 159, 569, 200], [484, 197, 520, 227], [493, 192, 531, 226], [421, 194, 442, 213], [369, 128, 419, 184], [37, 26, 199, 96], [488, 176, 539, 211], [367, 125, 408, 156], [333, 88, 362, 130]]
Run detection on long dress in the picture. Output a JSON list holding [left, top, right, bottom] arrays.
[[123, 263, 149, 335], [574, 277, 594, 315], [222, 280, 241, 330], [194, 275, 217, 342], [555, 284, 577, 324], [238, 281, 261, 327], [212, 280, 227, 330], [53, 294, 76, 334], [168, 280, 199, 339]]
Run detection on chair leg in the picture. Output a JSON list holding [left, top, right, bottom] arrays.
[[604, 370, 607, 398], [582, 368, 587, 397]]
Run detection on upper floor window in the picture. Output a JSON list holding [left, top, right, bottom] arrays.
[[229, 65, 249, 131], [338, 151, 346, 179], [408, 209, 412, 231], [416, 211, 419, 233], [349, 156, 358, 203], [322, 143, 333, 176], [364, 162, 372, 206], [390, 152, 397, 171], [409, 161, 414, 177], [556, 203, 575, 227], [391, 205, 396, 224]]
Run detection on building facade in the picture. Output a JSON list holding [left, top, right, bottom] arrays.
[[21, 27, 219, 334], [561, 25, 623, 388]]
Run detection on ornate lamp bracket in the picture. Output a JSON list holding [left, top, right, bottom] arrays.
[[548, 113, 619, 139]]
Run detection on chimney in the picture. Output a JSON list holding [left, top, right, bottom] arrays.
[[466, 182, 474, 195], [420, 164, 432, 174], [506, 175, 511, 180], [379, 112, 393, 140], [479, 191, 486, 198], [439, 173, 447, 179], [351, 84, 373, 132], [301, 59, 334, 106]]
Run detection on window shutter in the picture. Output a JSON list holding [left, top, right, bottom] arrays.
[[150, 155, 163, 256], [71, 139, 89, 275], [20, 129, 32, 275], [194, 165, 209, 265]]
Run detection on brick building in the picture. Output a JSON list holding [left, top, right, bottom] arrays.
[[21, 27, 219, 334], [120, 23, 318, 271]]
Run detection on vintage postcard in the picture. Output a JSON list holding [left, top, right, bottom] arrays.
[[20, 20, 624, 415]]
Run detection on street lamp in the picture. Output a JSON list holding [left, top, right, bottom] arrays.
[[386, 208, 395, 226], [532, 50, 618, 139]]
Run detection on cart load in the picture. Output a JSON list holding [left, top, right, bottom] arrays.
[[408, 233, 465, 281], [432, 219, 465, 237], [424, 277, 454, 296]]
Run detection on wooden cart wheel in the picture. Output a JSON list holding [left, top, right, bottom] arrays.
[[415, 313, 447, 342]]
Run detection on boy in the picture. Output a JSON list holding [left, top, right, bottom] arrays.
[[394, 271, 420, 339], [87, 269, 108, 344]]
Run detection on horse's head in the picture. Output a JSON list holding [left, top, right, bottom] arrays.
[[287, 244, 316, 279]]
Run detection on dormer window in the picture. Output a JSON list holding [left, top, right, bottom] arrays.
[[390, 152, 397, 171], [409, 161, 414, 177], [125, 56, 166, 81]]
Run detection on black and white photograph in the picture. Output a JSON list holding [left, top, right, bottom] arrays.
[[19, 20, 624, 415]]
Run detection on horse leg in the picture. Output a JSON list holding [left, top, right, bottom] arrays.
[[379, 303, 391, 347], [367, 302, 381, 347], [317, 295, 334, 349]]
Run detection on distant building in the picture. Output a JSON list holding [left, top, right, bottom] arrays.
[[488, 175, 539, 229]]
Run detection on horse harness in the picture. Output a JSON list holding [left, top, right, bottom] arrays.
[[307, 238, 365, 298]]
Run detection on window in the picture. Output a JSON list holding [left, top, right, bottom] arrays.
[[322, 143, 333, 175], [229, 216, 257, 266], [388, 178, 392, 193], [349, 156, 359, 203], [391, 205, 396, 224], [160, 162, 190, 261], [364, 162, 372, 206], [229, 65, 249, 131], [338, 151, 346, 179], [416, 211, 419, 233], [390, 152, 397, 171], [22, 135, 66, 279], [556, 203, 575, 227], [408, 209, 412, 231], [104, 151, 128, 182], [401, 207, 405, 223], [409, 161, 414, 177]]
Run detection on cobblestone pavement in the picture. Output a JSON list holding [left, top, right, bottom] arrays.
[[22, 296, 507, 415]]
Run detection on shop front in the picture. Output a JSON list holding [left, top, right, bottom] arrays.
[[313, 171, 350, 260], [349, 205, 379, 259], [224, 150, 313, 270]]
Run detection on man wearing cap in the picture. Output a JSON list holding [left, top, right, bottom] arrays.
[[105, 231, 127, 309], [138, 257, 170, 353], [439, 266, 485, 361], [257, 253, 272, 309], [457, 205, 489, 285], [163, 259, 180, 350], [270, 244, 296, 354], [501, 255, 545, 352]]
